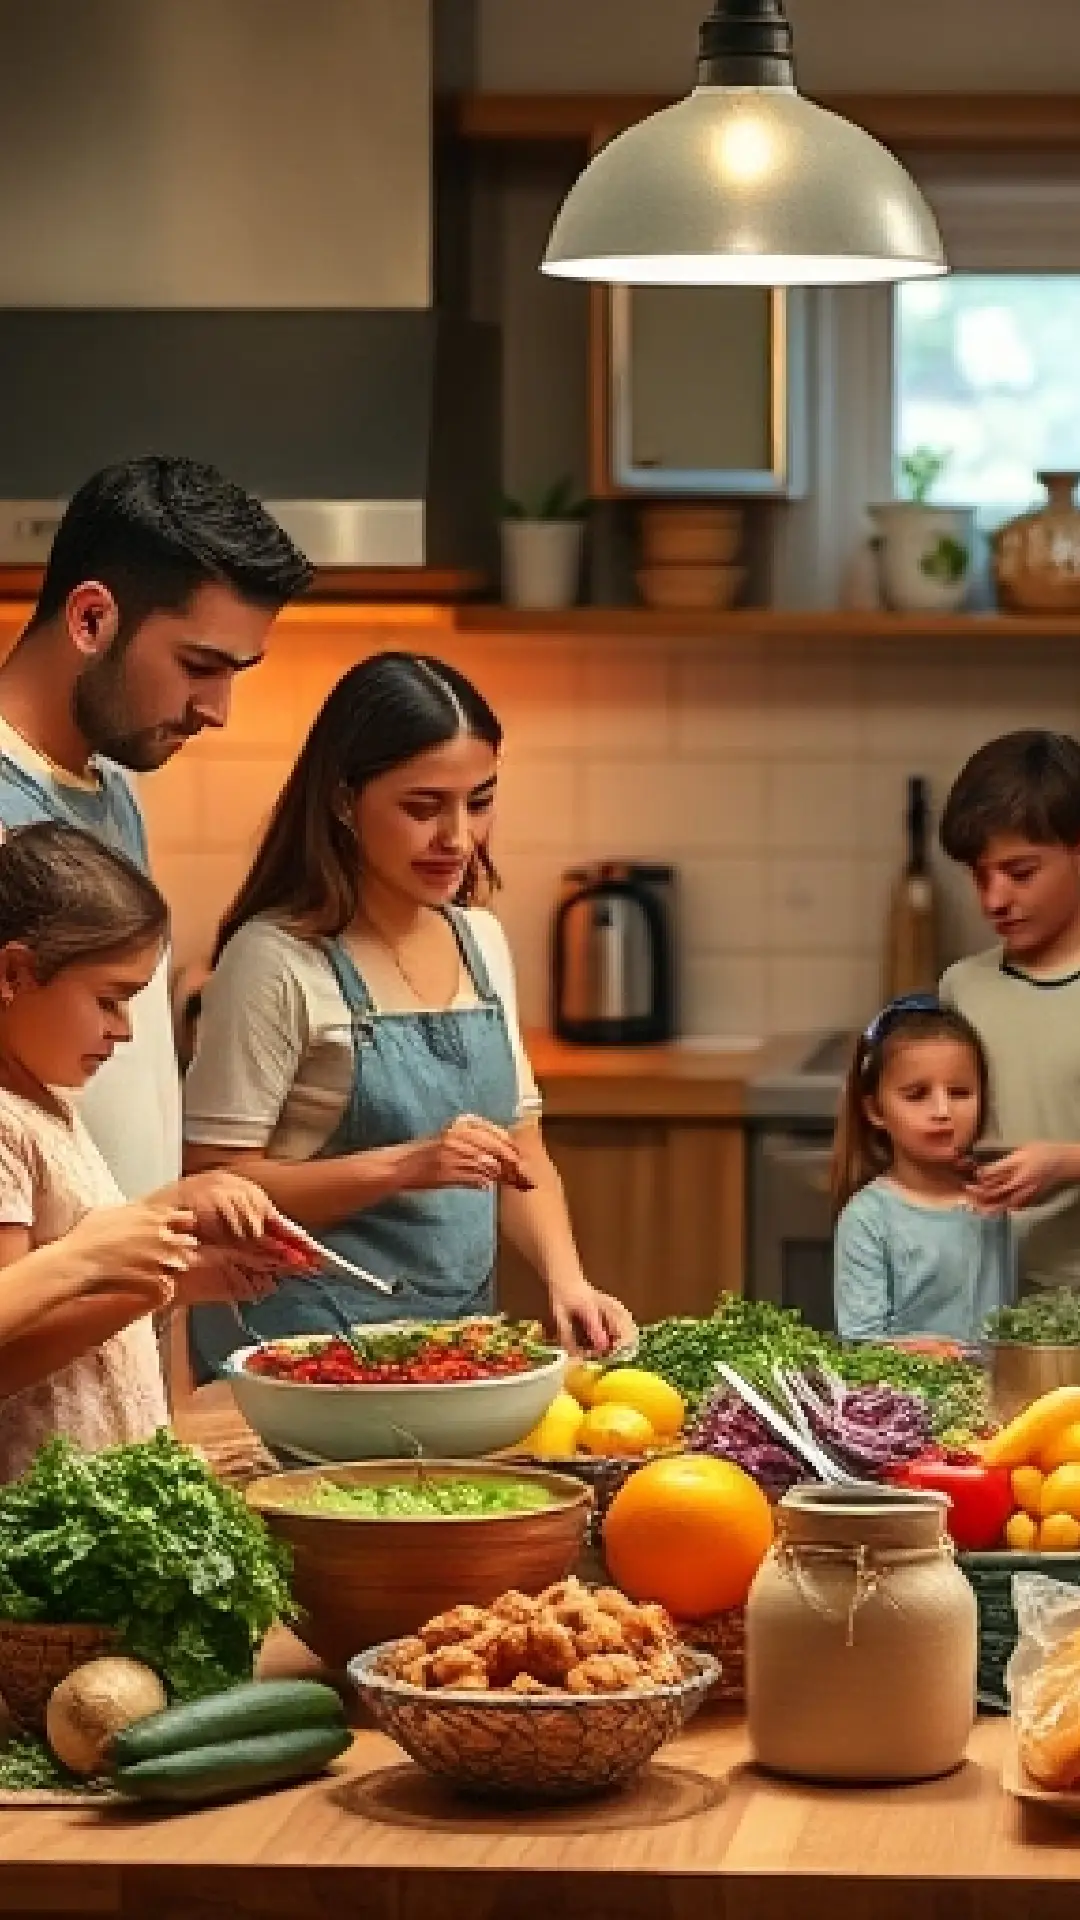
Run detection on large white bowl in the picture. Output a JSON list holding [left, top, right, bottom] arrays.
[[223, 1335, 567, 1462]]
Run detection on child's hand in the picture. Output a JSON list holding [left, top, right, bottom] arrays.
[[70, 1202, 198, 1300], [172, 1170, 276, 1248], [966, 1143, 1072, 1211], [171, 1250, 281, 1308]]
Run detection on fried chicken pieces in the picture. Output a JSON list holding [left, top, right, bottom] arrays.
[[378, 1578, 684, 1695]]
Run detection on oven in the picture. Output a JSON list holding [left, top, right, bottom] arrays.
[[745, 1031, 851, 1335]]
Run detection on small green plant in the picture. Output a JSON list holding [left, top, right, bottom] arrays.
[[500, 474, 588, 521], [899, 445, 951, 505]]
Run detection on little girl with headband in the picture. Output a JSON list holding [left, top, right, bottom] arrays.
[[831, 994, 1015, 1343]]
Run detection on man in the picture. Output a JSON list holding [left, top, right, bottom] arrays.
[[0, 455, 314, 1201]]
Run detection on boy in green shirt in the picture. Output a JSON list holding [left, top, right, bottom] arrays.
[[939, 729, 1080, 1291]]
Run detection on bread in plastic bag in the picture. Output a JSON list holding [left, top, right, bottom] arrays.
[[1007, 1573, 1080, 1790]]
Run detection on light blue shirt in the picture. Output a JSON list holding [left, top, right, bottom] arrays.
[[834, 1179, 1015, 1343]]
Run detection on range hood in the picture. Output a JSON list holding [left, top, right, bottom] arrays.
[[0, 0, 495, 574], [0, 308, 499, 572]]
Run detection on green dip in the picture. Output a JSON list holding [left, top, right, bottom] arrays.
[[301, 1476, 554, 1518]]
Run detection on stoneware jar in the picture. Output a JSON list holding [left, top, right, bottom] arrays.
[[746, 1484, 976, 1784], [993, 470, 1080, 612]]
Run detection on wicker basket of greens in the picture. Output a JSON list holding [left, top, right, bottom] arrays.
[[0, 1432, 294, 1739]]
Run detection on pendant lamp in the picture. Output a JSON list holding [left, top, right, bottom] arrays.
[[542, 0, 946, 286]]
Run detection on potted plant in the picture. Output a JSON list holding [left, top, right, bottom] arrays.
[[500, 476, 587, 611], [868, 447, 974, 614]]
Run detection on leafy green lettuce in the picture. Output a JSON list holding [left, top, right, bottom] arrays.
[[0, 1431, 294, 1698]]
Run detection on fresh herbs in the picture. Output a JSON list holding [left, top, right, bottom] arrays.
[[634, 1297, 989, 1438], [986, 1290, 1080, 1348], [0, 1433, 294, 1701], [0, 1734, 107, 1795]]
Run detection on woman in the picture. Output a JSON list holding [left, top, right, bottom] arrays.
[[183, 652, 634, 1376]]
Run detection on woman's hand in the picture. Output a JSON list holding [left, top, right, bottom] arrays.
[[69, 1202, 199, 1303], [404, 1116, 532, 1193], [548, 1277, 637, 1357], [965, 1143, 1075, 1212], [171, 1250, 281, 1308]]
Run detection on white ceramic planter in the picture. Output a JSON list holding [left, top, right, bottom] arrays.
[[868, 503, 975, 614], [500, 519, 584, 611]]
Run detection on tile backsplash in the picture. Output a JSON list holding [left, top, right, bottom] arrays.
[[140, 614, 1080, 1038]]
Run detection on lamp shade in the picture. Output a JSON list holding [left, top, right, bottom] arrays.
[[542, 3, 946, 287]]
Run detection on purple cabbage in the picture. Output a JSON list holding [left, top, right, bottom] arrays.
[[687, 1368, 933, 1490]]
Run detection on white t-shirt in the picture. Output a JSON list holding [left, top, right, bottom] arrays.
[[0, 716, 181, 1200], [184, 913, 539, 1160], [0, 1086, 167, 1480]]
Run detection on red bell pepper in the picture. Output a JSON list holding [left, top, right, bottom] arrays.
[[886, 1448, 1013, 1552]]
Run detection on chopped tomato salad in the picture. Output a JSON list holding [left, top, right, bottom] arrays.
[[244, 1317, 557, 1387]]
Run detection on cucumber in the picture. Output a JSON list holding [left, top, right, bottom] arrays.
[[111, 1680, 345, 1768], [113, 1724, 352, 1805]]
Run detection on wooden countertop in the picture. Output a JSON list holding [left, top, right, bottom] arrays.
[[524, 1032, 788, 1120], [0, 1386, 1074, 1920]]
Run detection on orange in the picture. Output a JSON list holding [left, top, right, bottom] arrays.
[[577, 1404, 655, 1457], [602, 1454, 773, 1618], [1011, 1466, 1045, 1517], [1039, 1512, 1080, 1552], [1039, 1462, 1080, 1522], [1041, 1422, 1080, 1474], [1006, 1510, 1038, 1551]]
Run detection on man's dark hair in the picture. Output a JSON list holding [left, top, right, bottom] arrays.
[[28, 456, 314, 636], [940, 729, 1080, 866]]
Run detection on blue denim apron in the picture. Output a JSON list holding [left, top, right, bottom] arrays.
[[189, 909, 520, 1378]]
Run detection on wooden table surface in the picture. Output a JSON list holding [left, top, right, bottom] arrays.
[[1, 1390, 1077, 1920]]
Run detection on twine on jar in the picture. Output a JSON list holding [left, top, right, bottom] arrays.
[[773, 1524, 953, 1648]]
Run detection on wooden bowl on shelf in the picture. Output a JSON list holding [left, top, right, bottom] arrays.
[[638, 506, 744, 567], [245, 1459, 592, 1670], [635, 563, 745, 612]]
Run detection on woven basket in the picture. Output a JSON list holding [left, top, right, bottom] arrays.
[[675, 1608, 746, 1704], [0, 1621, 117, 1732], [959, 1550, 1080, 1713], [507, 1453, 660, 1545]]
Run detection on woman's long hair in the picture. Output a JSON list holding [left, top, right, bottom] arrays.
[[829, 1001, 989, 1219], [214, 652, 502, 962]]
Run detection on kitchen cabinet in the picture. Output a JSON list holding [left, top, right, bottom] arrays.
[[592, 285, 807, 499], [498, 1118, 745, 1324]]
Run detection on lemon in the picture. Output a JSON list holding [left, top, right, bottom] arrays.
[[1011, 1465, 1045, 1517], [564, 1360, 606, 1408], [1041, 1422, 1080, 1473], [1040, 1461, 1080, 1521], [577, 1403, 656, 1458], [518, 1390, 584, 1459], [591, 1368, 685, 1439], [1006, 1510, 1038, 1551], [1039, 1511, 1080, 1552]]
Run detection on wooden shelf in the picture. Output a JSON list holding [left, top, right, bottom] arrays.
[[450, 606, 1080, 641], [445, 90, 1080, 153]]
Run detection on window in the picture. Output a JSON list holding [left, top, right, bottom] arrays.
[[895, 275, 1080, 526]]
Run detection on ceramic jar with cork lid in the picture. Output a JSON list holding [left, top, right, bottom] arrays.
[[745, 1484, 976, 1784]]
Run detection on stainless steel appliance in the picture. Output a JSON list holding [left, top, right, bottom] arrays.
[[745, 1031, 851, 1332], [552, 862, 677, 1046]]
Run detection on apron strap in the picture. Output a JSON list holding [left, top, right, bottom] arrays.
[[322, 939, 375, 1141], [443, 906, 499, 1004]]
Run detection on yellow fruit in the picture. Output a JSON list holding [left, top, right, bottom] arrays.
[[591, 1368, 685, 1439], [983, 1386, 1080, 1469], [518, 1390, 584, 1459], [577, 1403, 655, 1457], [1040, 1462, 1080, 1522], [1039, 1511, 1080, 1552], [1041, 1422, 1080, 1473], [564, 1360, 606, 1407], [1011, 1466, 1045, 1517], [1006, 1510, 1039, 1551]]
